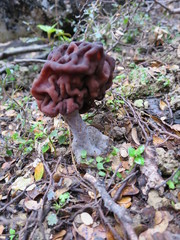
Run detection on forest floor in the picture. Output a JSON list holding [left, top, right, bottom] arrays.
[[0, 1, 180, 240]]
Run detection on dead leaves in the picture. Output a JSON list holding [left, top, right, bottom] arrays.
[[34, 162, 44, 181], [139, 211, 172, 240]]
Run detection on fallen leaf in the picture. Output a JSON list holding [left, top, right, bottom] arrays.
[[131, 127, 140, 145], [88, 191, 100, 199], [63, 177, 73, 188], [139, 211, 171, 240], [93, 224, 107, 239], [0, 225, 4, 234], [77, 224, 93, 240], [55, 188, 69, 200], [170, 124, 180, 131], [153, 135, 165, 146], [154, 211, 172, 232], [34, 162, 44, 181], [81, 212, 93, 226], [5, 109, 17, 117], [117, 196, 132, 208], [52, 230, 66, 240], [122, 185, 139, 196], [159, 100, 167, 111], [11, 176, 34, 192], [24, 200, 41, 211]]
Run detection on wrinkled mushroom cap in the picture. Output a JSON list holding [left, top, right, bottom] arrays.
[[31, 41, 115, 117]]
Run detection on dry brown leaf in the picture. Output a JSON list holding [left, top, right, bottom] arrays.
[[159, 100, 168, 111], [77, 224, 93, 240], [119, 147, 128, 158], [153, 135, 165, 146], [114, 224, 124, 239], [34, 162, 44, 181], [88, 191, 100, 199], [52, 230, 66, 240], [53, 172, 61, 183], [170, 124, 180, 132], [0, 225, 4, 235], [139, 211, 171, 240], [63, 177, 73, 188], [55, 188, 69, 200], [122, 161, 130, 170], [24, 199, 41, 211], [122, 185, 139, 196], [81, 212, 93, 226], [5, 109, 17, 117], [93, 224, 107, 239], [117, 196, 132, 208], [11, 176, 34, 192], [131, 127, 140, 145], [154, 211, 172, 232]]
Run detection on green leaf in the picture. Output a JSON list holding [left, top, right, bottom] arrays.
[[47, 212, 58, 226], [128, 147, 136, 157], [123, 16, 129, 25], [172, 170, 180, 184], [97, 162, 104, 170], [42, 143, 49, 153], [59, 192, 70, 204], [6, 149, 13, 156], [81, 149, 87, 159], [6, 68, 12, 76], [167, 180, 175, 189], [116, 172, 122, 179], [96, 156, 104, 162], [9, 229, 16, 240], [98, 171, 106, 177], [58, 135, 66, 145], [37, 23, 57, 33], [49, 130, 58, 138], [135, 145, 145, 156], [134, 156, 144, 165], [111, 147, 119, 156]]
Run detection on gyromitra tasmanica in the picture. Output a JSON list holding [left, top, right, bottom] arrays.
[[31, 42, 115, 163]]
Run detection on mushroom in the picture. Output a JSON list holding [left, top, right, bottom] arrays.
[[31, 42, 115, 163]]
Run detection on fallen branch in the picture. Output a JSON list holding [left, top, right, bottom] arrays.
[[154, 0, 180, 14], [84, 173, 138, 240], [0, 44, 50, 60]]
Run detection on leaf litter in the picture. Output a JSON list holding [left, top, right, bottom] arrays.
[[0, 2, 180, 240]]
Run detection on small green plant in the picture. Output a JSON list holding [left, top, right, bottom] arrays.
[[37, 23, 71, 42], [167, 170, 180, 190], [9, 228, 18, 240], [53, 192, 70, 211], [128, 145, 145, 165]]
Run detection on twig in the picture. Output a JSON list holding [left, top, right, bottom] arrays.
[[154, 0, 180, 14], [107, 162, 122, 189], [0, 44, 50, 60], [84, 173, 138, 240], [14, 58, 47, 64]]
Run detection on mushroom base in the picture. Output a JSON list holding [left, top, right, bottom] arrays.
[[64, 110, 110, 164]]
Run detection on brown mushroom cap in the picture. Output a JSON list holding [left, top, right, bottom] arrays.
[[31, 41, 115, 117]]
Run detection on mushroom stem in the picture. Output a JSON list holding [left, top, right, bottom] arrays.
[[64, 110, 110, 163]]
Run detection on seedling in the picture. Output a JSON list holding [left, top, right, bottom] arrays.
[[128, 145, 145, 165], [37, 23, 71, 41], [9, 228, 18, 240], [53, 192, 70, 211], [167, 170, 180, 190]]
